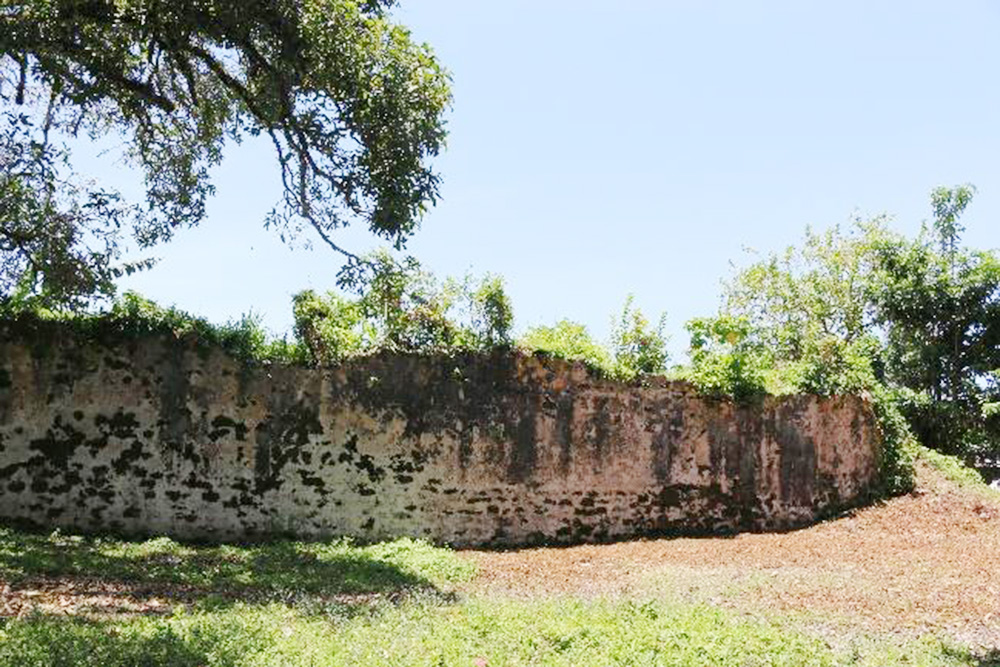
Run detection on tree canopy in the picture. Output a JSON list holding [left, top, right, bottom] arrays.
[[713, 186, 1000, 459], [0, 0, 451, 308]]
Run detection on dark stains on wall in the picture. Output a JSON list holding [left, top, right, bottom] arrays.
[[0, 324, 881, 547], [649, 397, 684, 483], [339, 350, 520, 438], [254, 400, 323, 494], [507, 395, 538, 483], [157, 343, 191, 457], [588, 397, 612, 468], [775, 400, 817, 506], [555, 393, 574, 473]]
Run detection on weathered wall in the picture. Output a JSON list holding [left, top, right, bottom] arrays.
[[0, 323, 881, 547]]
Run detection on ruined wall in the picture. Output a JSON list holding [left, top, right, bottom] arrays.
[[0, 323, 882, 547]]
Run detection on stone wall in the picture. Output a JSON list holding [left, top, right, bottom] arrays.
[[0, 323, 882, 547]]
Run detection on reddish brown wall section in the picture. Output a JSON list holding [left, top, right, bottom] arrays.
[[0, 326, 881, 546]]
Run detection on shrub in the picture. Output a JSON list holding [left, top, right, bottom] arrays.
[[518, 320, 614, 375], [292, 254, 515, 363], [610, 295, 669, 381], [292, 290, 371, 364], [679, 315, 769, 401]]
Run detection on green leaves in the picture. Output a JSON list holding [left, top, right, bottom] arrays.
[[871, 187, 1000, 455], [518, 320, 614, 374], [1, 0, 452, 306], [518, 297, 669, 382], [680, 315, 768, 401], [0, 113, 153, 312], [609, 295, 669, 380], [291, 254, 514, 364]]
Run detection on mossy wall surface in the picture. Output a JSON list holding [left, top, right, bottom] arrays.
[[0, 323, 880, 546]]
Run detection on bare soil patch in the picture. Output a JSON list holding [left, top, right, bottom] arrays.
[[463, 464, 1000, 647], [0, 577, 202, 618]]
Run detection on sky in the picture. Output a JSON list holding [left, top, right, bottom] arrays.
[[96, 0, 1000, 360]]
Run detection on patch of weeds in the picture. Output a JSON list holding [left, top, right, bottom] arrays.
[[2, 597, 993, 666]]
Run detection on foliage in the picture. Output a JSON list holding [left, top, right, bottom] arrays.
[[679, 315, 769, 401], [519, 297, 668, 381], [913, 443, 989, 490], [609, 294, 669, 380], [107, 291, 307, 364], [292, 253, 514, 363], [868, 185, 1000, 455], [518, 319, 615, 375], [0, 0, 451, 306], [1, 257, 513, 368], [723, 220, 887, 362], [0, 113, 154, 311], [292, 290, 371, 363], [0, 291, 307, 365], [464, 273, 514, 349], [867, 385, 918, 495]]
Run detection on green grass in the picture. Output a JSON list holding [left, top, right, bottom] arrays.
[[914, 443, 998, 492], [0, 527, 475, 595], [1, 598, 994, 667], [0, 525, 997, 666]]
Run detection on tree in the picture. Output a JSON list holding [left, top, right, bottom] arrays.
[[0, 0, 451, 307], [870, 186, 1000, 455], [609, 294, 669, 379], [0, 113, 153, 309], [291, 253, 514, 363], [719, 186, 1000, 458], [722, 220, 890, 364]]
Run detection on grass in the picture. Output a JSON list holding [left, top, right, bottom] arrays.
[[1, 596, 994, 666], [0, 528, 475, 596], [914, 443, 999, 493]]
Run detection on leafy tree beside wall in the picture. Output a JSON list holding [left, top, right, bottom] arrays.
[[0, 0, 451, 309], [869, 187, 1000, 456], [293, 253, 514, 363], [707, 185, 1000, 462]]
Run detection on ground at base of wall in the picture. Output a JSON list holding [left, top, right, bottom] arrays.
[[0, 462, 998, 666], [465, 461, 1000, 650]]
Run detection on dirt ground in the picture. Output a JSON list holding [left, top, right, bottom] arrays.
[[463, 463, 1000, 648]]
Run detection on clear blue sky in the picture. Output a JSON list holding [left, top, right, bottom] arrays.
[[104, 0, 1000, 360]]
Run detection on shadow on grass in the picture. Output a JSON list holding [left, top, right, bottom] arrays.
[[0, 612, 312, 667], [0, 524, 462, 615], [942, 645, 1000, 667]]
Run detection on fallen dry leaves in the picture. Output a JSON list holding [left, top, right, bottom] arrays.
[[0, 577, 204, 618], [462, 464, 1000, 647]]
